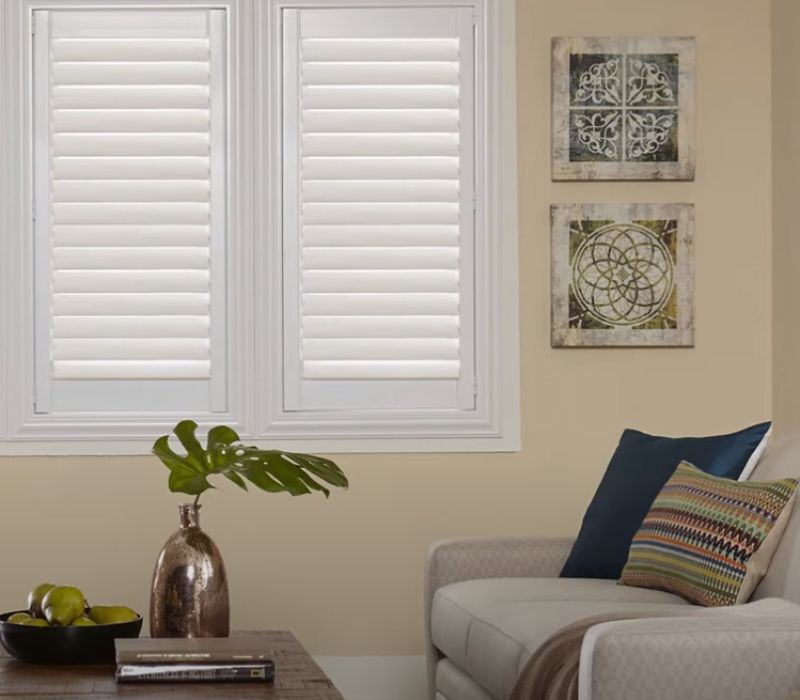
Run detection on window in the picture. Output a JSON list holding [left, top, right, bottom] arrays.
[[0, 0, 519, 453]]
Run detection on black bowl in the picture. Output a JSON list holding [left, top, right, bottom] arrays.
[[0, 610, 143, 664]]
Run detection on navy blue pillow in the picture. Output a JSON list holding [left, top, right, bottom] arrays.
[[560, 422, 772, 580]]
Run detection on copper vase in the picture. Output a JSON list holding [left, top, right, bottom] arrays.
[[149, 503, 229, 638]]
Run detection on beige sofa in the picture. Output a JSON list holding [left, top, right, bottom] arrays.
[[425, 434, 800, 700]]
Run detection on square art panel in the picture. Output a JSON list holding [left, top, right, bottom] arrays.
[[551, 203, 694, 347], [552, 37, 695, 180]]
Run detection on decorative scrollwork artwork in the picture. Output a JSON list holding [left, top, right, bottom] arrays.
[[626, 111, 677, 159], [574, 58, 622, 105], [574, 112, 622, 159], [553, 37, 694, 180], [627, 59, 676, 105], [551, 204, 694, 347]]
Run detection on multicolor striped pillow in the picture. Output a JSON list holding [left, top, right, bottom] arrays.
[[619, 461, 798, 606]]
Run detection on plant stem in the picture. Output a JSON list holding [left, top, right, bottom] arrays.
[[193, 493, 201, 508]]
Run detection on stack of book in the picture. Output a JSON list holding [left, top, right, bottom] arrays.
[[114, 637, 275, 683]]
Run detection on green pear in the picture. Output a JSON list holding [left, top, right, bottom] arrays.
[[70, 615, 97, 627], [27, 583, 56, 619], [7, 612, 32, 624], [41, 586, 86, 626], [19, 618, 48, 627], [87, 605, 138, 624]]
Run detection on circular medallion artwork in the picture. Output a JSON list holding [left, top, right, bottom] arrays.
[[571, 222, 674, 327]]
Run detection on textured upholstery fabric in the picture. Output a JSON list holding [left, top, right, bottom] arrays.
[[561, 423, 772, 580], [424, 435, 800, 700], [580, 599, 800, 700], [424, 537, 575, 700], [431, 578, 690, 700], [620, 462, 798, 606], [751, 434, 800, 603], [436, 659, 494, 700]]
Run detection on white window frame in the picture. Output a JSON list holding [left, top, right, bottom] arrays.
[[0, 0, 519, 454], [255, 0, 519, 452], [0, 0, 252, 453]]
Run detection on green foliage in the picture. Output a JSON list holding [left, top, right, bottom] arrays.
[[153, 420, 348, 502]]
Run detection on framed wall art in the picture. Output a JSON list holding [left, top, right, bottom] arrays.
[[551, 203, 694, 347], [552, 37, 695, 180]]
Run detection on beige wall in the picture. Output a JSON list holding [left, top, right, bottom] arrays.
[[773, 0, 800, 434], [0, 0, 773, 656]]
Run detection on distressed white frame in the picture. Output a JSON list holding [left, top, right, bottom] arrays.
[[0, 0, 252, 453], [255, 0, 519, 451], [0, 0, 519, 454]]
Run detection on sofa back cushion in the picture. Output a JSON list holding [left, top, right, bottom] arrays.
[[751, 433, 800, 602]]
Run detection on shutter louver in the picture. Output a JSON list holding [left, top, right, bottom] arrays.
[[288, 9, 474, 392], [39, 10, 223, 383]]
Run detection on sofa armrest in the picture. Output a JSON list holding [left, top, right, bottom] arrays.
[[580, 605, 800, 700], [426, 536, 576, 593], [424, 536, 575, 699]]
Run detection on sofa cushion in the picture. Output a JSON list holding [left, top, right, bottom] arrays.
[[560, 422, 772, 580], [620, 462, 798, 606], [431, 578, 691, 700]]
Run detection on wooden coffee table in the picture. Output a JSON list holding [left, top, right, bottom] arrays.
[[0, 630, 344, 698]]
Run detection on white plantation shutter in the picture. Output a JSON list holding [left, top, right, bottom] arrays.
[[282, 7, 476, 411], [33, 9, 227, 413]]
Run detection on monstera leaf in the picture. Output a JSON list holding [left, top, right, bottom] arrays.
[[153, 420, 348, 502]]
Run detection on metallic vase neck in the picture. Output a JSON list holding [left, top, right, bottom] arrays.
[[178, 503, 201, 529]]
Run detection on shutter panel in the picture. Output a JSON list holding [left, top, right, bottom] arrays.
[[282, 6, 476, 411], [33, 9, 226, 413]]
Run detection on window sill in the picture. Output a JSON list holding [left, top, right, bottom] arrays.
[[0, 434, 520, 455]]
